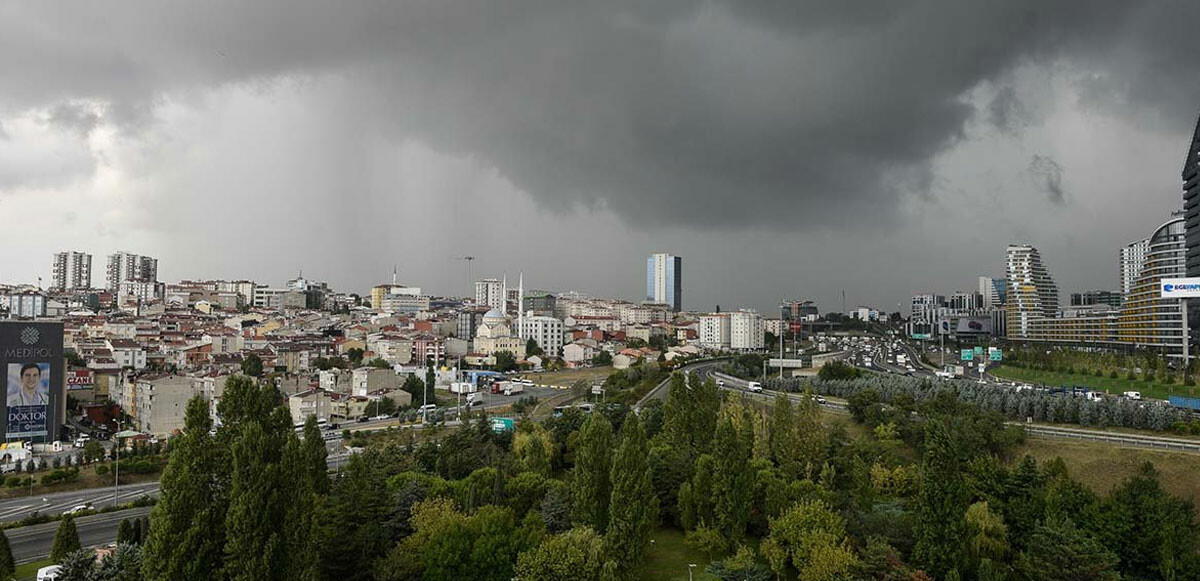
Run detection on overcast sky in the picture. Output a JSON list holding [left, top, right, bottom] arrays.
[[2, 1, 1199, 315]]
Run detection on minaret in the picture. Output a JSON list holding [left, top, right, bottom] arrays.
[[392, 264, 397, 286], [502, 275, 508, 314], [518, 273, 525, 335]]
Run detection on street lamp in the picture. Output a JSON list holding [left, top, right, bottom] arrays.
[[113, 418, 123, 510], [688, 563, 696, 581]]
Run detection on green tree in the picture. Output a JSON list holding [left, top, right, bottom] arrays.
[[314, 454, 390, 581], [515, 526, 610, 581], [765, 499, 857, 581], [592, 350, 613, 366], [965, 501, 1008, 565], [117, 518, 133, 545], [367, 357, 391, 369], [347, 347, 365, 365], [494, 350, 518, 372], [913, 419, 969, 578], [572, 412, 614, 532], [144, 396, 230, 581], [82, 440, 105, 463], [0, 530, 13, 581], [50, 515, 81, 562], [606, 413, 659, 578], [223, 417, 292, 581], [241, 353, 264, 377], [401, 374, 433, 407], [514, 428, 553, 477], [1015, 516, 1119, 581], [525, 338, 544, 357], [302, 415, 330, 495], [712, 417, 752, 545], [1093, 461, 1198, 580]]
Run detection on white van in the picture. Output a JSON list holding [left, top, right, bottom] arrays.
[[1123, 391, 1142, 400], [746, 381, 763, 393], [38, 565, 63, 581]]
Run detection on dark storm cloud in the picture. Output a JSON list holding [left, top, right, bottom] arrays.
[[1, 0, 1199, 230], [987, 86, 1030, 134], [1028, 155, 1066, 204]]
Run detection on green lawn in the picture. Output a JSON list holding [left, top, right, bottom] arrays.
[[15, 559, 53, 581], [990, 365, 1200, 402], [642, 528, 721, 580]]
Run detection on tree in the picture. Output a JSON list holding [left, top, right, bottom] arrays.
[[401, 374, 433, 407], [606, 413, 659, 578], [223, 418, 292, 581], [241, 353, 264, 377], [540, 481, 573, 533], [712, 417, 752, 545], [0, 530, 13, 581], [50, 515, 81, 562], [314, 454, 390, 581], [82, 440, 105, 463], [494, 350, 519, 372], [98, 543, 144, 581], [302, 415, 330, 495], [912, 419, 968, 578], [1093, 461, 1199, 580], [367, 357, 391, 369], [514, 428, 553, 477], [526, 338, 545, 357], [117, 518, 134, 545], [144, 396, 229, 581], [347, 347, 365, 366], [592, 350, 613, 366], [964, 501, 1008, 565], [56, 549, 96, 578], [515, 526, 611, 581], [572, 412, 614, 532], [1015, 516, 1119, 581], [766, 500, 857, 581]]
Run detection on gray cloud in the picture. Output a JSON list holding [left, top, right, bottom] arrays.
[[1028, 154, 1066, 204], [45, 103, 101, 139], [2, 1, 1198, 230]]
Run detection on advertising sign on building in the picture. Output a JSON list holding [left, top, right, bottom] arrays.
[[0, 322, 64, 441], [1160, 278, 1200, 298], [66, 370, 94, 390]]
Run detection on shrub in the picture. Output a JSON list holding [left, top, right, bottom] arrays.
[[95, 464, 109, 476], [4, 477, 20, 488]]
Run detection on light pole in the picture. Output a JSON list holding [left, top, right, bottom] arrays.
[[688, 563, 696, 581], [113, 419, 123, 509]]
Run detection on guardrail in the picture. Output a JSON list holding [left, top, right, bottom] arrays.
[[1017, 424, 1200, 453]]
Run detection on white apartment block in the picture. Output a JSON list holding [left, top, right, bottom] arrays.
[[253, 287, 287, 310], [118, 280, 165, 302], [475, 278, 506, 311], [1120, 237, 1149, 296], [106, 252, 158, 290], [134, 376, 196, 437], [730, 310, 765, 351], [699, 313, 731, 350], [7, 293, 46, 318], [519, 315, 566, 357], [52, 251, 92, 290]]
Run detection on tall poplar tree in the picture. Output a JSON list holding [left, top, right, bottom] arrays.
[[712, 417, 753, 545], [50, 515, 81, 563], [572, 412, 614, 532], [143, 396, 229, 581], [607, 413, 659, 579], [913, 419, 969, 578]]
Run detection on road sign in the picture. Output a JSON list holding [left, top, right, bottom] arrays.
[[961, 349, 974, 361], [911, 333, 931, 340], [591, 385, 604, 395], [973, 346, 983, 357], [989, 349, 1003, 361], [490, 417, 514, 433], [978, 363, 985, 373]]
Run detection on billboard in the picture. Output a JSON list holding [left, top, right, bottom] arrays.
[[1160, 278, 1200, 298], [956, 317, 993, 334], [0, 323, 64, 441], [67, 370, 94, 390]]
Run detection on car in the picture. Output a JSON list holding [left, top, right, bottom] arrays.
[[815, 395, 827, 404], [371, 415, 389, 422], [717, 379, 725, 387], [37, 565, 63, 581], [418, 403, 438, 412], [1123, 391, 1142, 400], [356, 416, 369, 423], [63, 503, 93, 516]]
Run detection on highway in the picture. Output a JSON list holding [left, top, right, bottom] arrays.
[[7, 506, 153, 564], [0, 482, 158, 524]]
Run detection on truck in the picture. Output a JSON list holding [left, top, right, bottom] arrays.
[[466, 391, 485, 406], [896, 353, 908, 366], [503, 382, 524, 396], [450, 382, 476, 395], [1169, 395, 1200, 412]]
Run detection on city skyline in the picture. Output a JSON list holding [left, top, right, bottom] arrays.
[[3, 2, 1200, 315]]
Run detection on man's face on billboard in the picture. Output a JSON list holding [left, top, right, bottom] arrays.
[[20, 367, 39, 391]]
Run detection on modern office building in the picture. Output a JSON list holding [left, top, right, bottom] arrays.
[[1184, 109, 1200, 279], [779, 300, 819, 322], [730, 309, 765, 351], [1070, 290, 1122, 309], [948, 291, 983, 311], [1121, 238, 1150, 296], [51, 251, 92, 290], [646, 253, 682, 312], [978, 277, 1006, 309], [910, 294, 945, 321], [105, 252, 158, 290], [474, 278, 506, 312], [1005, 244, 1059, 339], [1118, 215, 1187, 352]]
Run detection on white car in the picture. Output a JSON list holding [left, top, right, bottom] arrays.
[[37, 565, 63, 581], [1123, 391, 1142, 400], [63, 503, 93, 516]]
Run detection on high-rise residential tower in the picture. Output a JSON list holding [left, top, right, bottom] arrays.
[[106, 252, 158, 290], [977, 276, 1006, 309], [1118, 215, 1187, 351], [646, 253, 682, 312], [474, 278, 506, 311], [1005, 244, 1059, 339], [51, 251, 92, 290], [1121, 237, 1150, 296]]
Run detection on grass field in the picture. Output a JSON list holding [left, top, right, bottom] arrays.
[[15, 559, 53, 580], [529, 366, 614, 387], [642, 527, 721, 580], [990, 364, 1200, 402], [1019, 438, 1200, 507]]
